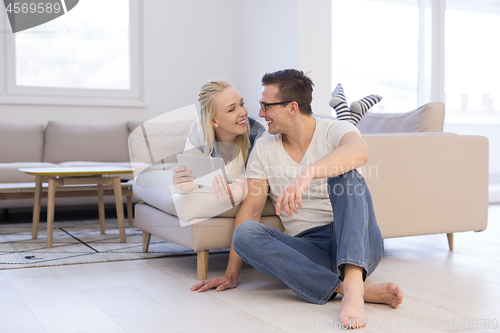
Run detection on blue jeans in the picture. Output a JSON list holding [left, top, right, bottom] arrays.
[[232, 170, 384, 305]]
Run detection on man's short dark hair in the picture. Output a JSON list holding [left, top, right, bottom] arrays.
[[261, 69, 314, 115]]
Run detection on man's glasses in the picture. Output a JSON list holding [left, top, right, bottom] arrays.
[[259, 101, 293, 112]]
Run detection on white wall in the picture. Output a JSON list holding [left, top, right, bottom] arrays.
[[231, 0, 333, 118], [298, 0, 332, 116], [0, 0, 333, 124], [231, 0, 299, 118]]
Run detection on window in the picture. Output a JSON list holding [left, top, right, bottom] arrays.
[[443, 0, 500, 192], [0, 0, 143, 106], [331, 0, 420, 113], [332, 0, 500, 199], [444, 0, 500, 123]]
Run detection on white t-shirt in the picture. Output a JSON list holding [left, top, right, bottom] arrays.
[[245, 118, 361, 236]]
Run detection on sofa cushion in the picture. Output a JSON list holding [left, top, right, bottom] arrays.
[[0, 162, 59, 183], [0, 124, 44, 163], [133, 169, 277, 224], [356, 102, 445, 133], [43, 121, 130, 163]]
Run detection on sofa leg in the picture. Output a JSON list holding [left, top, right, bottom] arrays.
[[447, 233, 454, 251], [142, 231, 151, 253], [2, 208, 8, 221], [197, 250, 209, 280]]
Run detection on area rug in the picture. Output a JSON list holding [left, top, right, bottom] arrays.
[[0, 220, 219, 270]]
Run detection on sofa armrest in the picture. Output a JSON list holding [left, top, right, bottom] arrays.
[[362, 133, 489, 238]]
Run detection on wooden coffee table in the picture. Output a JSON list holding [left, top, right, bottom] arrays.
[[19, 166, 135, 248]]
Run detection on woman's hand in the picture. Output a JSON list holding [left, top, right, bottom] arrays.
[[172, 166, 196, 194], [212, 175, 235, 203]]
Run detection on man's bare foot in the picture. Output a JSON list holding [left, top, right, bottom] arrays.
[[339, 289, 367, 329], [338, 267, 367, 330], [337, 280, 403, 329], [363, 279, 404, 308]]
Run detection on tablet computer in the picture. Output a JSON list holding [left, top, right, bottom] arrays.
[[176, 154, 229, 186]]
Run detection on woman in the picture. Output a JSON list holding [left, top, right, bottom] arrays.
[[172, 80, 265, 203]]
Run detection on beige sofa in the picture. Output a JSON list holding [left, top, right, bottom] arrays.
[[131, 103, 489, 280], [0, 121, 138, 212]]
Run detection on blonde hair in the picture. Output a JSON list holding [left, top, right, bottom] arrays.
[[198, 80, 250, 181]]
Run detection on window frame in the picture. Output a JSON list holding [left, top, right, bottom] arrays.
[[0, 0, 144, 107]]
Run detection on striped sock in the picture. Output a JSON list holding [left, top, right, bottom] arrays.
[[350, 95, 383, 125], [329, 83, 351, 122]]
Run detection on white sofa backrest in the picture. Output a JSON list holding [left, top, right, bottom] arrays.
[[356, 102, 445, 133]]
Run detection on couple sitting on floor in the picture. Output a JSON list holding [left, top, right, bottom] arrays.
[[172, 69, 403, 329]]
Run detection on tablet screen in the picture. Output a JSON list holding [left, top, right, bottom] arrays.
[[176, 154, 229, 186]]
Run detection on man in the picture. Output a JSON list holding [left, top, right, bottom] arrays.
[[191, 69, 404, 329]]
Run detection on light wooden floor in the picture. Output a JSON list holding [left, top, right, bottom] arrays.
[[1, 205, 499, 333]]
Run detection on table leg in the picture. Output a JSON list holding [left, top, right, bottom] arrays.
[[47, 178, 56, 248], [32, 175, 42, 239], [97, 184, 105, 234], [112, 177, 127, 243], [126, 195, 133, 226]]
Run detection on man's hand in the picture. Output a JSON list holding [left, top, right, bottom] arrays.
[[172, 166, 195, 194], [276, 168, 313, 217], [190, 274, 237, 292]]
